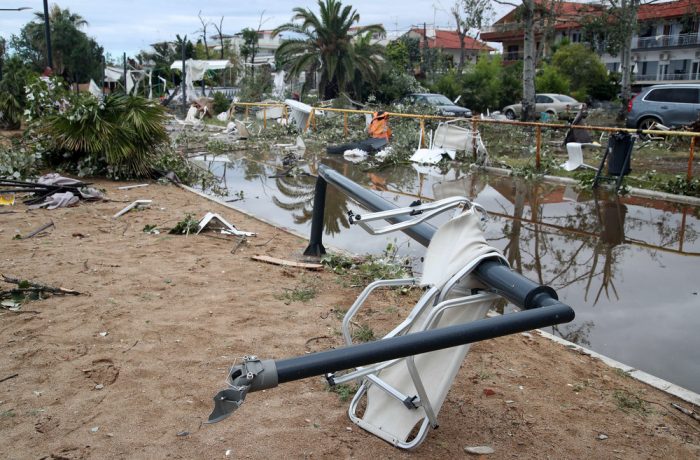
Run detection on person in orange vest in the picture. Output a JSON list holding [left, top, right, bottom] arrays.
[[368, 111, 391, 140]]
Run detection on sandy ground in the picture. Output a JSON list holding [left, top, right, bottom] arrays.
[[1, 179, 699, 459]]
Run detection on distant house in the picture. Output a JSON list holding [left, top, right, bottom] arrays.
[[210, 30, 283, 66], [406, 28, 495, 65], [480, 0, 700, 86]]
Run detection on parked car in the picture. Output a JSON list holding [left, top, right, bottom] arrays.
[[625, 84, 700, 130], [401, 93, 472, 117], [502, 94, 584, 120]]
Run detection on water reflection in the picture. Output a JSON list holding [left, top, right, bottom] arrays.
[[191, 151, 700, 393]]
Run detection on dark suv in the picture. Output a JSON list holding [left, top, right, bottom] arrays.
[[626, 84, 700, 130]]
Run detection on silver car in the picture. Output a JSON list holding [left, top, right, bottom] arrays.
[[625, 84, 700, 130], [503, 93, 584, 120]]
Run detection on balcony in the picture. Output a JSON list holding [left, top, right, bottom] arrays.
[[633, 33, 700, 49], [481, 22, 524, 35], [635, 72, 700, 82]]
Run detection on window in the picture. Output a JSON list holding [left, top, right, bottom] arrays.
[[535, 95, 553, 103], [646, 88, 700, 103]]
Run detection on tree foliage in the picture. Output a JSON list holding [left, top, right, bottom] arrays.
[[273, 0, 385, 100], [10, 6, 102, 83]]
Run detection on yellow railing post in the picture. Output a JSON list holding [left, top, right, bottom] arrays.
[[305, 108, 314, 132], [344, 112, 348, 137], [263, 108, 267, 129], [245, 106, 249, 120], [688, 136, 696, 181], [536, 126, 542, 169]]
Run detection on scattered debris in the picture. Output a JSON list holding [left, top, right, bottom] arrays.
[[483, 388, 496, 396], [117, 184, 150, 190], [176, 431, 190, 437], [671, 403, 700, 422], [464, 446, 495, 455], [0, 274, 82, 309], [90, 426, 99, 433], [0, 193, 15, 206], [113, 200, 152, 218], [19, 221, 55, 240], [94, 384, 104, 390], [143, 224, 160, 235], [0, 374, 19, 384], [597, 433, 609, 440], [251, 255, 323, 270], [169, 214, 199, 235], [197, 212, 256, 237], [0, 175, 104, 208], [231, 237, 248, 255]]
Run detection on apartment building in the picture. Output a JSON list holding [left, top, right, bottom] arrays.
[[480, 0, 700, 86]]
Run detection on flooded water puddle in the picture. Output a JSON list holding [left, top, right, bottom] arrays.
[[192, 150, 700, 393]]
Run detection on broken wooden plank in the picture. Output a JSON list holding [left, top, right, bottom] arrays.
[[251, 255, 323, 271]]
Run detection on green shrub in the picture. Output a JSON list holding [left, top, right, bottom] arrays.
[[212, 92, 231, 114], [535, 64, 570, 95]]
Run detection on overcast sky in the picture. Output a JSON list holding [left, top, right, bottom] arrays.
[[0, 0, 511, 58]]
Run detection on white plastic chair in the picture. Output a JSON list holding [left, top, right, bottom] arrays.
[[561, 142, 598, 171], [410, 119, 487, 165]]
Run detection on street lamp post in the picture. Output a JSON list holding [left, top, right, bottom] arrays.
[[42, 0, 53, 69]]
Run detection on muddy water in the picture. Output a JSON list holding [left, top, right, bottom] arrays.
[[192, 150, 700, 393]]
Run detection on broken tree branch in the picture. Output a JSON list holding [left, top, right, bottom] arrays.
[[1, 274, 82, 296]]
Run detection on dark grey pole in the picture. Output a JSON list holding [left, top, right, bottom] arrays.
[[181, 36, 187, 110], [42, 0, 53, 69], [101, 55, 105, 95], [316, 164, 436, 247], [275, 303, 574, 384], [303, 176, 328, 256]]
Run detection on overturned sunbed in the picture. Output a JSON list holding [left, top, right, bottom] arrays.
[[206, 165, 574, 449]]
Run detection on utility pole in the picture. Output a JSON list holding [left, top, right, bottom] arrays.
[[181, 36, 187, 111], [123, 52, 127, 94], [42, 0, 53, 69], [101, 55, 105, 95]]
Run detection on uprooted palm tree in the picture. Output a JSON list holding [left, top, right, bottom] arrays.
[[273, 0, 385, 100]]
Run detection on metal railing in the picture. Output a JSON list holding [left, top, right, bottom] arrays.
[[230, 102, 700, 181], [635, 72, 700, 82], [634, 32, 700, 49]]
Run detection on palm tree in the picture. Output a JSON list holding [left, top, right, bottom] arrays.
[[24, 6, 89, 76], [273, 0, 384, 100], [33, 5, 88, 28]]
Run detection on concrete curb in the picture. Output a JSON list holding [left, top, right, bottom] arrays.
[[472, 165, 700, 207], [536, 329, 700, 407]]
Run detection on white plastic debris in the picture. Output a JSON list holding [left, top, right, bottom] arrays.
[[464, 446, 495, 455], [113, 200, 152, 218], [343, 149, 368, 163], [197, 212, 256, 237], [409, 148, 456, 165], [117, 184, 149, 190]]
